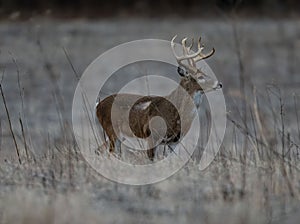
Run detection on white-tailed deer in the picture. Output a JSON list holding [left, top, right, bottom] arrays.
[[96, 35, 222, 160]]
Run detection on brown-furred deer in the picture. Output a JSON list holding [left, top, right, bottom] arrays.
[[96, 35, 222, 160]]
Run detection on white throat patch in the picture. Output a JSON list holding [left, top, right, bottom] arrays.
[[193, 91, 203, 108]]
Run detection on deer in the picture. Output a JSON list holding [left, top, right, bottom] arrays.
[[96, 35, 222, 161]]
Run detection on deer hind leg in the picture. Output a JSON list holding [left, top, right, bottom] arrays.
[[108, 134, 116, 153], [108, 134, 122, 158]]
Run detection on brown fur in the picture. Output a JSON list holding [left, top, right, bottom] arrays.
[[96, 76, 203, 160]]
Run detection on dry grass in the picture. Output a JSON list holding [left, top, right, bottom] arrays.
[[0, 189, 103, 224], [0, 18, 300, 224], [0, 84, 299, 223]]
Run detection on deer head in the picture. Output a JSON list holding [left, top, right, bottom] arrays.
[[171, 35, 222, 93]]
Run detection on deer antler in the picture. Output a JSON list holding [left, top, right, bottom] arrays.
[[171, 35, 215, 74]]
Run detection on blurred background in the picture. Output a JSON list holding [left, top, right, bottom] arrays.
[[0, 0, 300, 18], [1, 0, 299, 149], [0, 1, 300, 224]]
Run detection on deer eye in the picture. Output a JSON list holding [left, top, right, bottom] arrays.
[[177, 66, 186, 77]]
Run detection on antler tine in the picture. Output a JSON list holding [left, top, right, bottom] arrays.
[[171, 35, 177, 48], [187, 38, 194, 53], [171, 35, 215, 74], [171, 35, 197, 73], [171, 35, 215, 60], [187, 38, 195, 66], [190, 36, 215, 62], [171, 35, 180, 59], [193, 48, 215, 62], [171, 36, 192, 61], [171, 35, 177, 45], [181, 37, 188, 55], [181, 37, 195, 67], [171, 46, 204, 61], [197, 37, 203, 51]]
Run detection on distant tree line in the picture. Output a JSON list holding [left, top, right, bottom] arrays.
[[0, 0, 299, 17]]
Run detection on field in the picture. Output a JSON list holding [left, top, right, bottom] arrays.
[[0, 17, 300, 223]]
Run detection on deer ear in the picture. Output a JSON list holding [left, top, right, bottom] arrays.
[[177, 66, 186, 77]]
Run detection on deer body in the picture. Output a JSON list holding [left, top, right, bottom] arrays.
[[96, 36, 222, 160]]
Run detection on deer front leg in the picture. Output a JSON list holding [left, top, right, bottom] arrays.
[[146, 136, 158, 161], [115, 138, 122, 156], [108, 139, 115, 153], [147, 147, 156, 161]]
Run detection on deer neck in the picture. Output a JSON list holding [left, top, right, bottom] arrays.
[[166, 78, 203, 115]]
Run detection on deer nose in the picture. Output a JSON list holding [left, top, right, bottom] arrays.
[[218, 82, 223, 88]]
